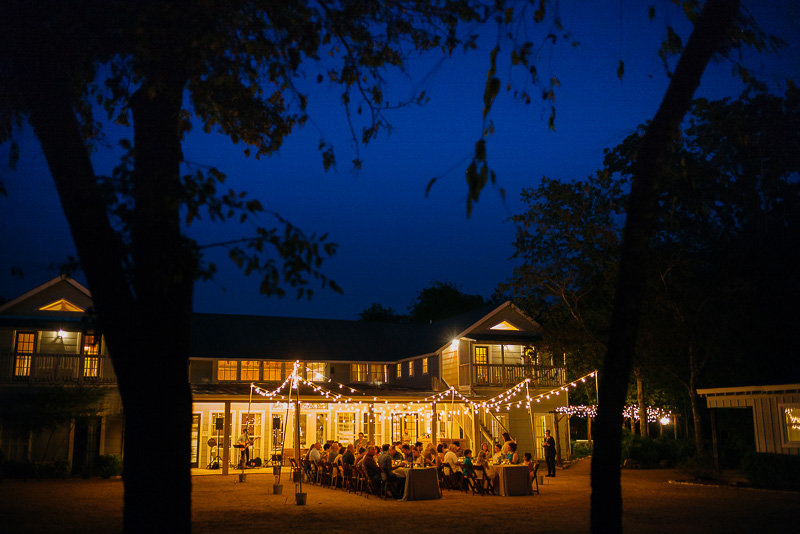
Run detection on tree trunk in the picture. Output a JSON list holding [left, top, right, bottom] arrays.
[[590, 2, 739, 532], [20, 52, 194, 533], [118, 80, 194, 533], [635, 371, 648, 437], [687, 345, 707, 460]]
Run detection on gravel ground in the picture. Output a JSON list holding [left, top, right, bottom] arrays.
[[2, 459, 798, 533]]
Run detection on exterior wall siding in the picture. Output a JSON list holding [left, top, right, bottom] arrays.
[[704, 389, 800, 456], [441, 345, 458, 388]]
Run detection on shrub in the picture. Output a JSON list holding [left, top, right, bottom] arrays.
[[96, 455, 123, 478], [571, 440, 593, 459], [1, 460, 35, 479], [742, 453, 800, 491], [678, 456, 716, 479], [620, 429, 694, 467], [1, 460, 71, 479]]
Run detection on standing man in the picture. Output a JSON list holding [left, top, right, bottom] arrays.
[[237, 428, 251, 468], [543, 429, 556, 477]]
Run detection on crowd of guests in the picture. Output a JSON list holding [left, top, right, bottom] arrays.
[[302, 429, 555, 498]]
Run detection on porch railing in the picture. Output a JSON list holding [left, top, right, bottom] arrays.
[[0, 352, 117, 385], [473, 363, 566, 388]]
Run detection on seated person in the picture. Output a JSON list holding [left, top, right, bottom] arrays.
[[391, 443, 404, 461], [462, 449, 475, 478], [354, 447, 367, 467], [328, 442, 341, 465], [478, 457, 497, 482], [491, 443, 504, 464], [401, 444, 414, 463], [377, 444, 405, 498], [443, 444, 463, 487], [422, 443, 436, 466], [477, 442, 491, 463], [308, 442, 321, 463], [362, 446, 382, 491], [341, 444, 356, 466], [523, 452, 537, 483], [506, 442, 520, 464]]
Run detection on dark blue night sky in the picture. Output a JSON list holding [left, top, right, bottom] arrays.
[[1, 1, 798, 319]]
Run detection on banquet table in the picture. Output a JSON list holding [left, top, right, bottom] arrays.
[[398, 467, 441, 501], [495, 464, 532, 496]]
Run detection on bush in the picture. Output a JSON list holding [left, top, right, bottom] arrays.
[[571, 440, 593, 459], [1, 460, 35, 479], [620, 429, 694, 468], [678, 456, 716, 480], [35, 459, 71, 478], [1, 460, 71, 479], [96, 455, 123, 478], [742, 453, 800, 491]]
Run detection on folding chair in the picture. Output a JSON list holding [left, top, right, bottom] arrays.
[[469, 466, 487, 496], [530, 462, 540, 495]]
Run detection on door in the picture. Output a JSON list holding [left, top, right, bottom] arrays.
[[72, 417, 101, 475]]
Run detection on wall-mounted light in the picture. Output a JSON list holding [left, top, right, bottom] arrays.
[[56, 329, 65, 340]]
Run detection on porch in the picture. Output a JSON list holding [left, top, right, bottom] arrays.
[[468, 364, 566, 388], [0, 352, 117, 385]]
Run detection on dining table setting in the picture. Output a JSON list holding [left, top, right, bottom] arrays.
[[392, 460, 442, 501]]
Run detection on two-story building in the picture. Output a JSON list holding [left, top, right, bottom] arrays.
[[1, 276, 570, 473]]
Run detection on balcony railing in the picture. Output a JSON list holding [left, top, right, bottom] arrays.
[[0, 352, 117, 385], [472, 363, 566, 388]]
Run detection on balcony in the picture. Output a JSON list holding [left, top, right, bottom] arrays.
[[470, 363, 566, 388], [0, 352, 117, 385]]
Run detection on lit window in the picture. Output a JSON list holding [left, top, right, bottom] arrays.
[[396, 364, 402, 378], [475, 346, 488, 383], [782, 405, 800, 447], [218, 360, 237, 381], [83, 334, 100, 377], [490, 321, 519, 330], [14, 332, 35, 377], [370, 364, 386, 383], [264, 362, 283, 381], [351, 364, 368, 382], [307, 362, 328, 382], [408, 361, 414, 377], [422, 357, 428, 375], [241, 361, 260, 381]]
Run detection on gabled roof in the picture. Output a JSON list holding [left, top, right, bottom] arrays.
[[190, 301, 542, 362], [0, 275, 92, 318]]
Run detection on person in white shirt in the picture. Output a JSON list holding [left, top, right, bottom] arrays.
[[491, 442, 504, 464], [308, 442, 321, 462], [443, 444, 463, 487]]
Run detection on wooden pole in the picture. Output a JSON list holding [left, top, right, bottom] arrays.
[[431, 402, 437, 444], [222, 401, 231, 476], [526, 381, 537, 459]]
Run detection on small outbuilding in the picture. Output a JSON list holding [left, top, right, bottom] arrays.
[[697, 383, 800, 471]]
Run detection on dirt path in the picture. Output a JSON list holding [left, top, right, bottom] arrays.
[[1, 459, 797, 533]]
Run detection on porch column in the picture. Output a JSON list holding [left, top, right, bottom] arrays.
[[431, 402, 437, 445], [368, 404, 375, 445], [222, 401, 231, 476], [501, 344, 506, 386], [710, 408, 720, 474], [294, 398, 301, 467]]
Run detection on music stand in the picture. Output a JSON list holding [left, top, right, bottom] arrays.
[[206, 421, 223, 469]]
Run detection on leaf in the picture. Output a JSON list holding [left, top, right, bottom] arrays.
[[425, 177, 439, 197]]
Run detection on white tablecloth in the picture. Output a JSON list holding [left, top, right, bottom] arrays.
[[400, 467, 441, 501], [495, 465, 532, 496]]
